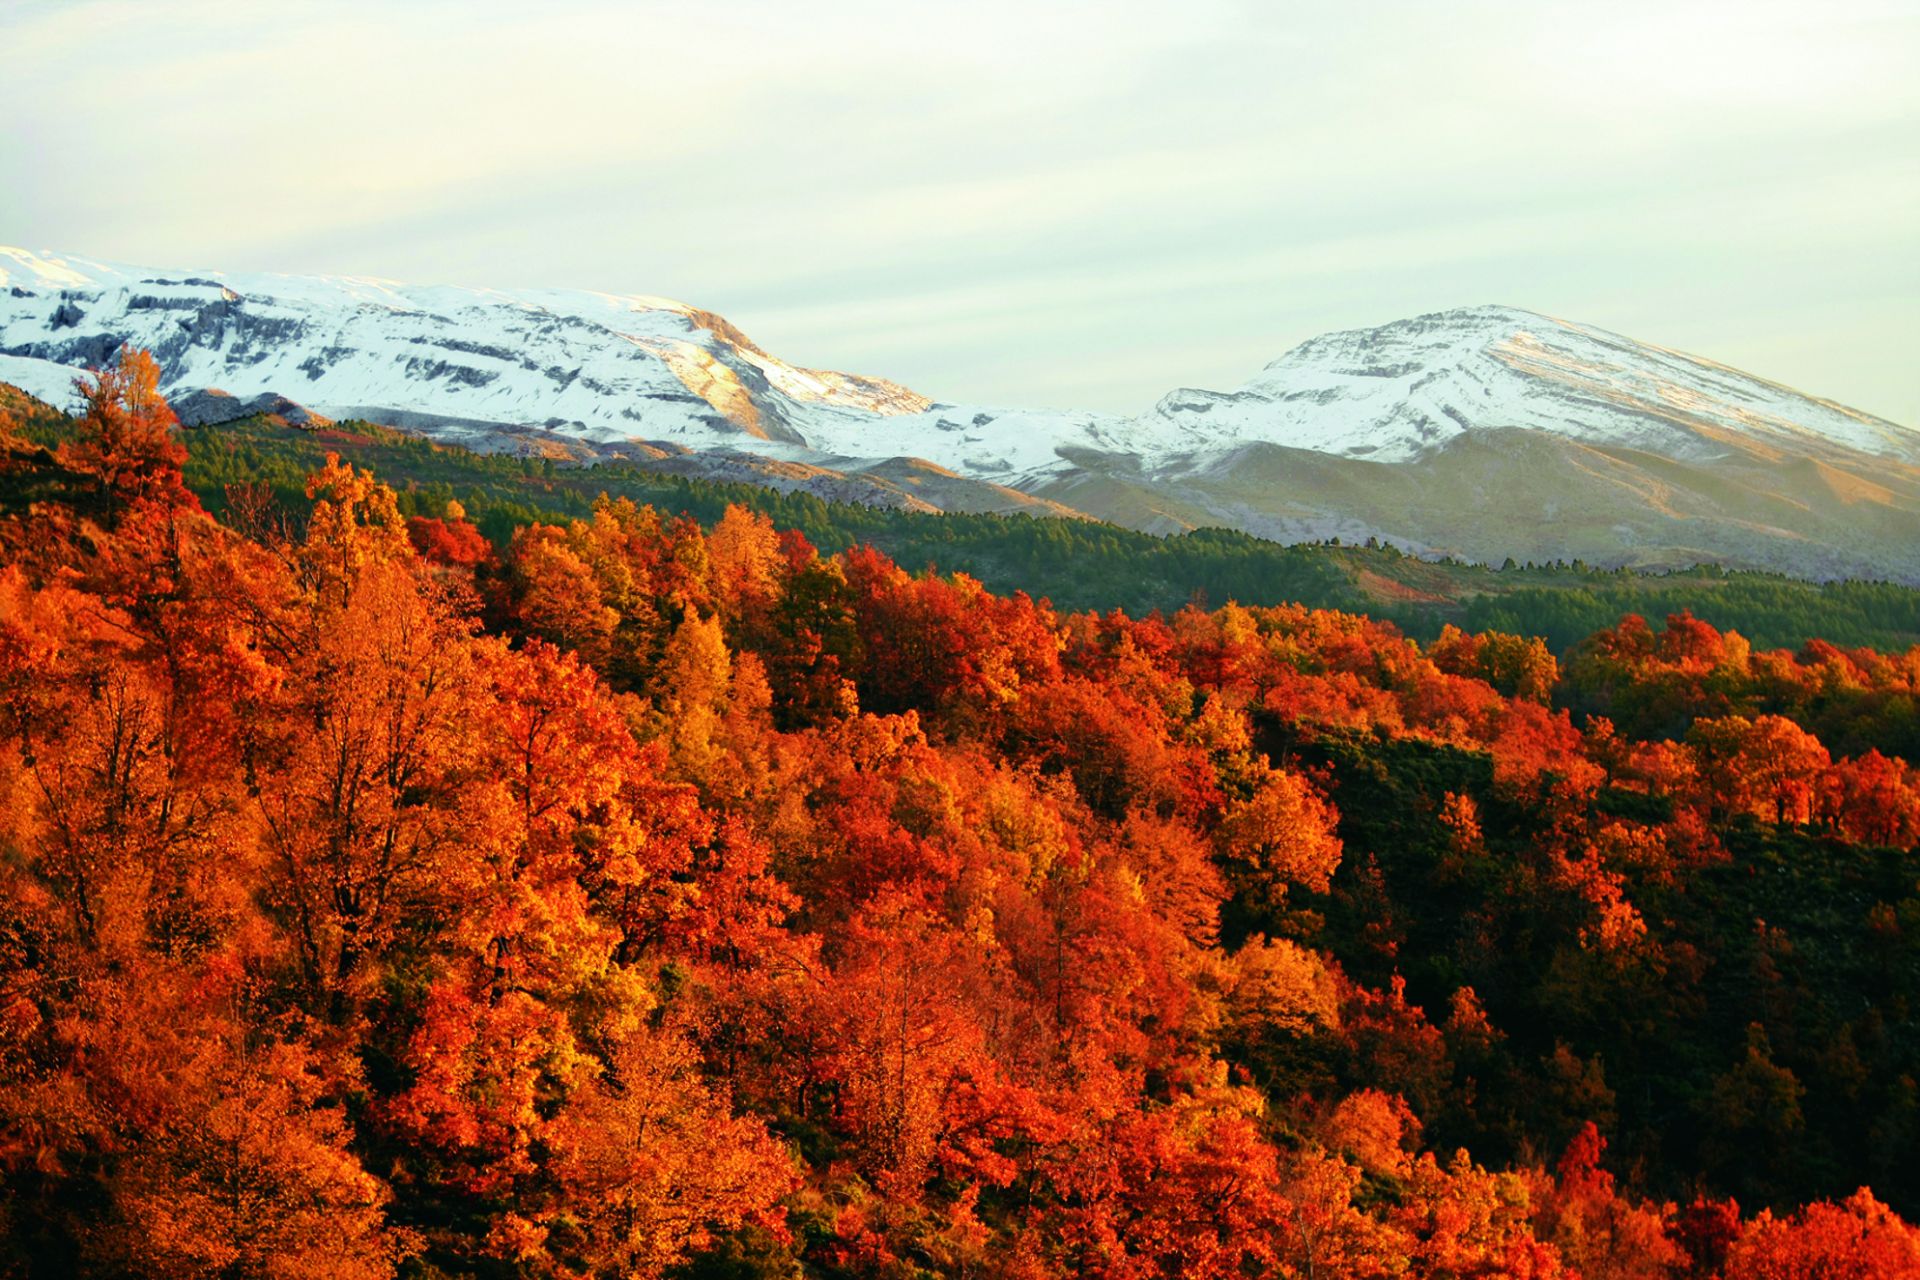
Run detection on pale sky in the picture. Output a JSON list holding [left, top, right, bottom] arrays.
[[3, 0, 1916, 422]]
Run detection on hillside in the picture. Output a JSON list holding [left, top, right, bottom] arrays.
[[13, 380, 1919, 657], [4, 349, 1919, 1279], [5, 248, 1917, 583]]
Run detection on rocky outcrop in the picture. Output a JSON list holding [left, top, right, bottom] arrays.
[[171, 388, 332, 428]]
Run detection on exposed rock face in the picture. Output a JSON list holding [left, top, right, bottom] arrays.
[[3, 248, 1916, 582], [171, 388, 332, 428]]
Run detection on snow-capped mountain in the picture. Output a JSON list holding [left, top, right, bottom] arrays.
[[3, 247, 1917, 581], [1145, 304, 1920, 467], [0, 247, 931, 452]]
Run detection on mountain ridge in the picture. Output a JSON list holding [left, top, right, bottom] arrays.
[[3, 246, 1916, 582]]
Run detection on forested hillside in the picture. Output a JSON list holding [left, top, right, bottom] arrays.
[[8, 380, 1917, 654], [2, 353, 1918, 1278]]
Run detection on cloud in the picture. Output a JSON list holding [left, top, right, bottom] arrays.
[[2, 0, 1915, 421]]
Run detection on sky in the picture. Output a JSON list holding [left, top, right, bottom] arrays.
[[2, 0, 1917, 423]]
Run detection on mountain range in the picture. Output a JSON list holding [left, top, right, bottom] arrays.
[[3, 246, 1916, 582]]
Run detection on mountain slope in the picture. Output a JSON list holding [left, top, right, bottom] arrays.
[[1037, 429, 1920, 583], [1146, 304, 1919, 465], [3, 247, 1916, 581], [0, 247, 930, 448]]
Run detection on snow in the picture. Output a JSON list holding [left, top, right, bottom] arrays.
[[0, 248, 109, 290], [1142, 305, 1920, 466], [2, 249, 1912, 486], [0, 351, 87, 410]]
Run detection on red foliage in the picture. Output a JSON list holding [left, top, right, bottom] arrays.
[[0, 360, 1914, 1277], [406, 513, 492, 568]]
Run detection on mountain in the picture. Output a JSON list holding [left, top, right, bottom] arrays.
[[4, 247, 1917, 581], [1142, 304, 1919, 464], [0, 247, 930, 444], [0, 248, 1078, 519]]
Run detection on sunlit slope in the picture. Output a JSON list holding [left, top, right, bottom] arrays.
[[1036, 426, 1920, 583], [5, 249, 1915, 580]]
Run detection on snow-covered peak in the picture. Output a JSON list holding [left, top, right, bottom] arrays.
[[1, 247, 107, 291], [0, 246, 690, 323], [0, 247, 931, 448], [1144, 303, 1917, 464]]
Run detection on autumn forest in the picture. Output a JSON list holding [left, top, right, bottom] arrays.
[[2, 351, 1918, 1278]]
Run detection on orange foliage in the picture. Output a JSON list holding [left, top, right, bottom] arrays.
[[0, 361, 1915, 1278], [1723, 1189, 1920, 1279]]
